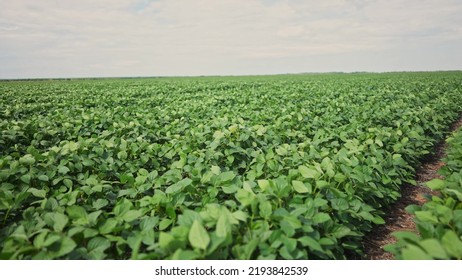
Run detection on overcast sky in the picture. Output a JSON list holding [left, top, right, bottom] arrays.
[[1, 0, 462, 78]]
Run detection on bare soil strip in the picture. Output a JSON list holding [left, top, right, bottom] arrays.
[[363, 117, 462, 260]]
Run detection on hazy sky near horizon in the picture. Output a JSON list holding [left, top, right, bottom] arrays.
[[1, 0, 462, 78]]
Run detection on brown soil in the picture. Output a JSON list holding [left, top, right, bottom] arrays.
[[363, 117, 462, 260]]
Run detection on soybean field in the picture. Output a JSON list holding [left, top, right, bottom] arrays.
[[1, 72, 461, 259]]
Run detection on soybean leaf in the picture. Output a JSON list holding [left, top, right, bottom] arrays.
[[189, 220, 210, 250], [292, 180, 310, 194]]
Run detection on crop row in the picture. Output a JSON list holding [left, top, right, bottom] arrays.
[[386, 127, 462, 259]]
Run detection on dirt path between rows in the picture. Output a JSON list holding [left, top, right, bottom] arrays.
[[363, 117, 462, 260]]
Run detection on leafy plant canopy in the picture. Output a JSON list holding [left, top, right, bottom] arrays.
[[1, 72, 461, 259]]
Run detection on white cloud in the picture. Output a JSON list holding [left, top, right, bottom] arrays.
[[0, 0, 461, 78]]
